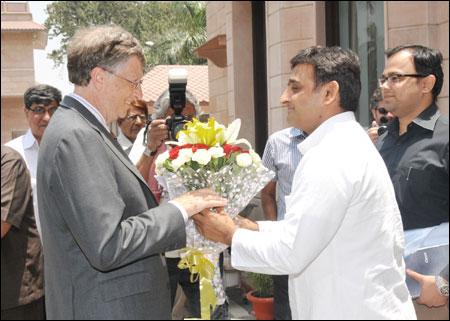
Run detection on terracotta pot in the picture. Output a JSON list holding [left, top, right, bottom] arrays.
[[246, 291, 274, 320]]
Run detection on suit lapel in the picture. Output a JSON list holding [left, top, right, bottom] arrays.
[[59, 96, 156, 202]]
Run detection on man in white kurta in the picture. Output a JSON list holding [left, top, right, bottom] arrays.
[[194, 46, 416, 319]]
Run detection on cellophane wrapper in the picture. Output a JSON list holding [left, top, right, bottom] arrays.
[[157, 163, 274, 304]]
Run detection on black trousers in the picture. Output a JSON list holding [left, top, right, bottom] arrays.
[[1, 297, 45, 320], [273, 275, 292, 320], [166, 254, 229, 319]]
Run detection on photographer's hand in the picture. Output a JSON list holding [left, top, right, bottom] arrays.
[[367, 121, 379, 145], [147, 119, 168, 152]]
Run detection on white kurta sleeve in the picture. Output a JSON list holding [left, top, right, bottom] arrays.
[[231, 152, 355, 275]]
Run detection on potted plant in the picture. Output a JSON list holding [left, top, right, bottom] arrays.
[[244, 272, 274, 320]]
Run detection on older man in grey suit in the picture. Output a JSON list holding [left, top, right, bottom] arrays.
[[36, 25, 226, 320]]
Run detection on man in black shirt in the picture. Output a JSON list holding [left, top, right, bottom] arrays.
[[377, 44, 449, 319]]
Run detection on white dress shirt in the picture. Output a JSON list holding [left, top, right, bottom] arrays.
[[5, 129, 42, 237], [231, 112, 416, 319], [117, 128, 133, 155]]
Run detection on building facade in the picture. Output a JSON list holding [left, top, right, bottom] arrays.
[[201, 1, 449, 155], [1, 1, 47, 144]]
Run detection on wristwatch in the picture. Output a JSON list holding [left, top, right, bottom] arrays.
[[436, 275, 449, 297], [143, 146, 157, 157]]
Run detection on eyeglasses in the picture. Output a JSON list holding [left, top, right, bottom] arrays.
[[126, 114, 147, 122], [28, 105, 58, 115], [378, 73, 427, 86], [103, 68, 143, 90]]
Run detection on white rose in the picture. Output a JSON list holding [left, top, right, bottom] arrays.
[[179, 148, 193, 160], [192, 149, 212, 165], [208, 146, 225, 158], [236, 153, 253, 168], [172, 156, 188, 171], [249, 149, 261, 165]]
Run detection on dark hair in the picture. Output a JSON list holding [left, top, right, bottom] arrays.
[[370, 87, 383, 110], [386, 45, 443, 102], [24, 84, 62, 109], [67, 25, 145, 86], [290, 46, 361, 112]]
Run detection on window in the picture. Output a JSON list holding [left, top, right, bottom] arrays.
[[326, 1, 385, 127]]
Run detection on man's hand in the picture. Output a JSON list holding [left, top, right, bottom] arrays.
[[147, 119, 168, 152], [234, 215, 259, 231], [173, 189, 227, 218], [193, 209, 237, 245], [367, 120, 379, 144], [406, 269, 448, 308]]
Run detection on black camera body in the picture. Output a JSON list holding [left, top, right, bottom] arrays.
[[166, 69, 188, 140]]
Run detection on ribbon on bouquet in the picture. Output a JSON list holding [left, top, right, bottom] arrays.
[[178, 247, 217, 320]]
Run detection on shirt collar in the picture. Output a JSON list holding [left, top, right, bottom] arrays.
[[67, 92, 110, 132], [23, 129, 39, 150], [412, 103, 440, 131], [288, 127, 307, 139], [299, 111, 355, 155], [387, 103, 440, 134]]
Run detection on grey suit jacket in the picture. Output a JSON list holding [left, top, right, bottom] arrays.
[[37, 96, 186, 320]]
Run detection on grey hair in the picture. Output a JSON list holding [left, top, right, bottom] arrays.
[[152, 89, 202, 120], [67, 25, 145, 86]]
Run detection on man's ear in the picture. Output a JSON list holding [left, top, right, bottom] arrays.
[[421, 74, 436, 95], [322, 80, 339, 106], [90, 67, 105, 90]]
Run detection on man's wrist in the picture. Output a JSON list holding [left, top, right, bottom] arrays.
[[143, 146, 157, 157], [436, 275, 449, 297]]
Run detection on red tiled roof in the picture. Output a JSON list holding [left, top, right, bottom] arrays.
[[142, 65, 209, 104], [1, 20, 46, 31]]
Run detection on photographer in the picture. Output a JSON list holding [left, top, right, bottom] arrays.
[[129, 88, 201, 202], [367, 88, 395, 144]]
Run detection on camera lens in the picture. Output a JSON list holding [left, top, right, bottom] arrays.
[[377, 125, 388, 136], [172, 121, 186, 140]]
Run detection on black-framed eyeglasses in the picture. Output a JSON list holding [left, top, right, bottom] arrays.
[[28, 105, 58, 115], [378, 73, 427, 85], [126, 114, 147, 122], [103, 68, 143, 90]]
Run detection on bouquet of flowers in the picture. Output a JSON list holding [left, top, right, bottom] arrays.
[[155, 117, 274, 319]]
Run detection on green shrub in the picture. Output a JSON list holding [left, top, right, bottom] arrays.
[[245, 272, 273, 298]]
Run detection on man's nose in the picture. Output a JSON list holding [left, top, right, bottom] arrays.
[[42, 110, 52, 121], [280, 89, 290, 105]]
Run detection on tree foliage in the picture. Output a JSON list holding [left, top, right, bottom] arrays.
[[45, 1, 207, 68]]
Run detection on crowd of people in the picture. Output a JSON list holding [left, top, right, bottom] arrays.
[[1, 24, 448, 321]]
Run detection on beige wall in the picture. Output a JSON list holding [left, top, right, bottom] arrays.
[[206, 2, 230, 125], [266, 1, 325, 135], [1, 32, 36, 97], [206, 2, 256, 147], [385, 1, 449, 114], [1, 97, 27, 143]]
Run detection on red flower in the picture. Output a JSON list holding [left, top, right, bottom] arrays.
[[192, 144, 209, 152], [169, 146, 181, 160], [223, 144, 242, 156]]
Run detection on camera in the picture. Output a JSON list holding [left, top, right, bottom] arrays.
[[166, 68, 188, 140]]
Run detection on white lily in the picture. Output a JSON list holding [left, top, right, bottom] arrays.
[[224, 119, 241, 144]]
